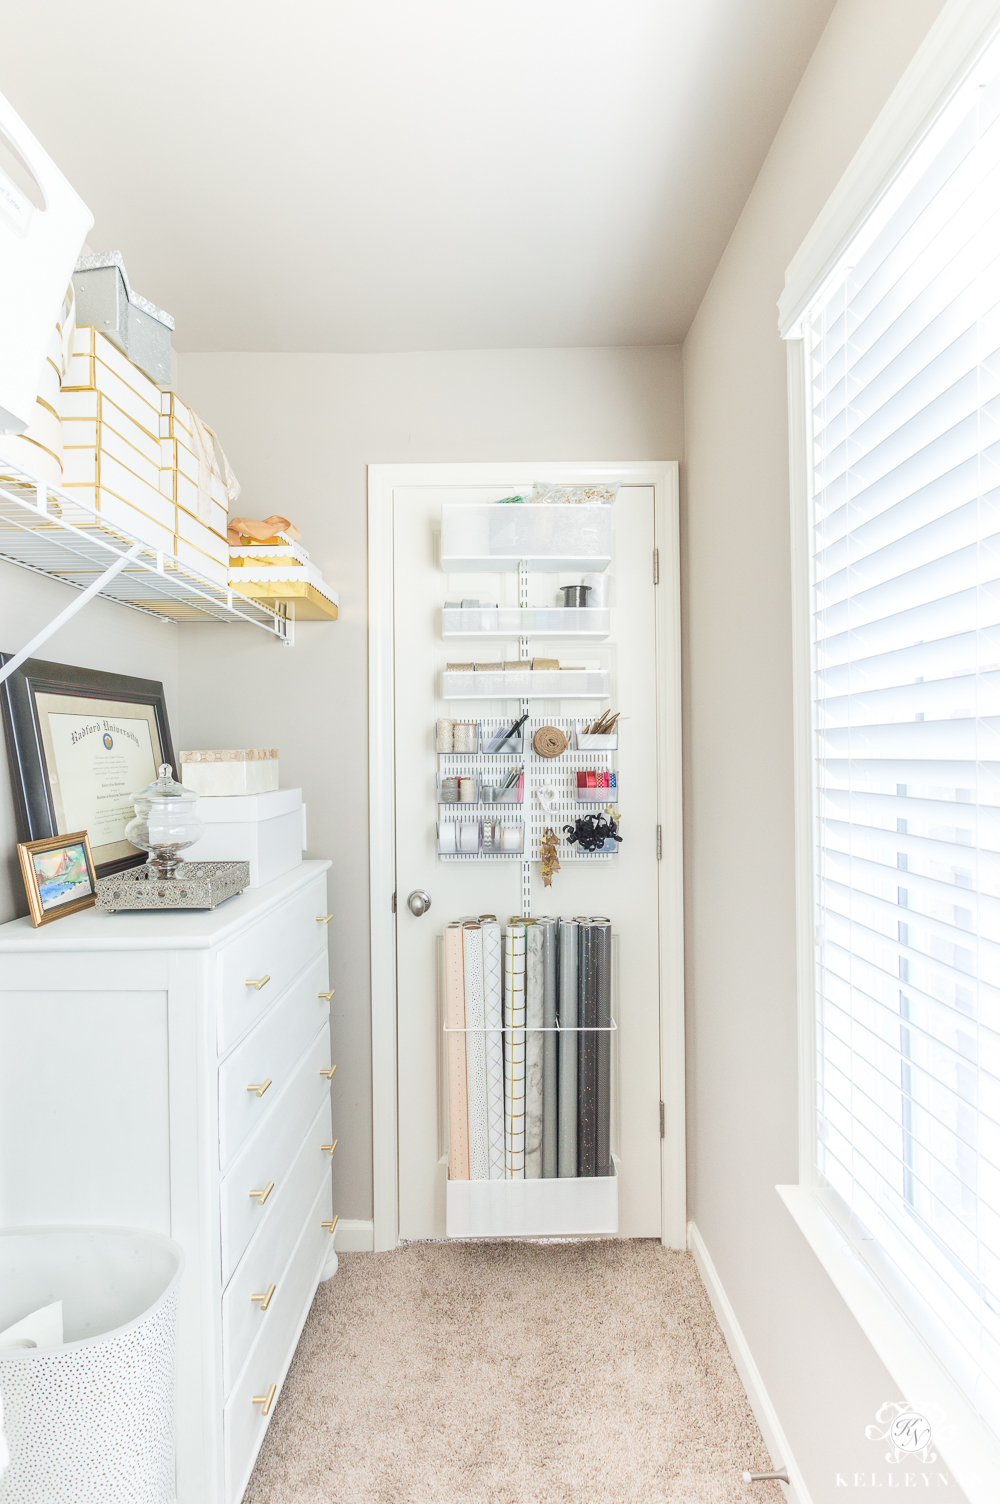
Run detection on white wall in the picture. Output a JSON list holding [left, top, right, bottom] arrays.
[[681, 1, 959, 1499], [0, 565, 179, 922], [174, 345, 684, 1220]]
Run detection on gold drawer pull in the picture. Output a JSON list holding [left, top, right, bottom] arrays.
[[321, 1140, 338, 1156], [251, 1284, 276, 1311], [316, 914, 333, 923], [321, 1215, 339, 1236], [318, 990, 335, 1001], [252, 1384, 276, 1415], [320, 1065, 336, 1080], [247, 1079, 272, 1097], [249, 1182, 274, 1205], [245, 974, 270, 991]]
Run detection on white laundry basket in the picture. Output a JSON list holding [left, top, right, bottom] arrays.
[[0, 1226, 183, 1504]]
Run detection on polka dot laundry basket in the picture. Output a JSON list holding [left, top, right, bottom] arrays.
[[0, 1226, 183, 1504]]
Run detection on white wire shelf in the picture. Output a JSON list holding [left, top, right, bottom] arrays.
[[0, 462, 290, 641]]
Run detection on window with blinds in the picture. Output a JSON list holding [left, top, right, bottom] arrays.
[[807, 34, 1000, 1434]]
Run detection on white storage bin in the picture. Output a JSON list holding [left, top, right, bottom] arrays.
[[181, 787, 305, 887], [442, 669, 610, 700], [0, 1225, 183, 1504], [0, 92, 93, 432], [441, 503, 612, 572], [442, 606, 611, 638], [447, 1162, 618, 1237]]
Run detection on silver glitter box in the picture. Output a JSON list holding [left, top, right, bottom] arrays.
[[95, 861, 250, 912]]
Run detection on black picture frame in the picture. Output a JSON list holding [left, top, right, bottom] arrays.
[[0, 654, 175, 877]]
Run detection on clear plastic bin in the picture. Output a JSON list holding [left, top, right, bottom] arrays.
[[442, 606, 611, 639], [442, 669, 610, 700], [437, 819, 481, 855], [575, 776, 618, 804], [441, 504, 612, 572]]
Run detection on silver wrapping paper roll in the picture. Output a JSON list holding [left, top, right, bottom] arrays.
[[462, 922, 489, 1181], [577, 921, 597, 1177], [592, 918, 613, 1177], [540, 917, 559, 1178], [480, 916, 506, 1179], [557, 919, 579, 1178], [524, 922, 544, 1178], [504, 921, 526, 1177]]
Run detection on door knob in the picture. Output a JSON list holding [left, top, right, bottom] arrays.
[[407, 889, 432, 917]]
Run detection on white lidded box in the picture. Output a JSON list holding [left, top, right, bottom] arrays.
[[179, 748, 278, 797], [181, 787, 304, 888]]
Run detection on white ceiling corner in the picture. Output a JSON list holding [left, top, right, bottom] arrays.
[[1, 0, 838, 353]]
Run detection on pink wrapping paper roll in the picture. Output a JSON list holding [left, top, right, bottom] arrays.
[[445, 922, 470, 1180]]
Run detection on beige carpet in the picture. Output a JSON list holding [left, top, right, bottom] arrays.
[[243, 1240, 781, 1504]]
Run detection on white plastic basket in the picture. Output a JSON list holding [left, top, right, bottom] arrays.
[[0, 1226, 183, 1504], [0, 91, 93, 432]]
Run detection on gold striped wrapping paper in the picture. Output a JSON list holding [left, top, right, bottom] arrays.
[[481, 918, 506, 1179], [444, 923, 469, 1180], [504, 922, 526, 1178], [463, 922, 490, 1181], [524, 923, 545, 1178]]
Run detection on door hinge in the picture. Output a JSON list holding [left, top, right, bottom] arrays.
[[656, 824, 662, 860], [659, 1100, 665, 1139], [653, 546, 659, 585], [391, 891, 396, 913]]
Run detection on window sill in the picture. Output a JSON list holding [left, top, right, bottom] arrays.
[[777, 1185, 1000, 1503]]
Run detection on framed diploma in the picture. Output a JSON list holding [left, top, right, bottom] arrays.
[[1, 655, 175, 876]]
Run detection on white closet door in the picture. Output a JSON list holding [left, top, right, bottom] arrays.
[[392, 482, 662, 1240]]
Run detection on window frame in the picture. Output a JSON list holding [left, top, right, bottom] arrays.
[[781, 3, 1000, 1497]]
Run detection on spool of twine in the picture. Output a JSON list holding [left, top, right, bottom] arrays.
[[533, 726, 568, 759]]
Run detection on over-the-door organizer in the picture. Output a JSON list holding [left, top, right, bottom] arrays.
[[437, 496, 621, 1236]]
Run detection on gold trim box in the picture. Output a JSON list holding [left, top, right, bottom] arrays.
[[59, 388, 160, 467], [179, 748, 279, 797], [64, 327, 160, 441], [230, 579, 339, 620]]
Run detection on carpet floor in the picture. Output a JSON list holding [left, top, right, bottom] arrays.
[[243, 1240, 781, 1504]]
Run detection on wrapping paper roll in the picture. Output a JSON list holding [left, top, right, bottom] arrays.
[[504, 921, 526, 1177], [540, 917, 559, 1178], [577, 922, 597, 1177], [524, 922, 544, 1178], [444, 923, 470, 1180], [480, 917, 506, 1179], [558, 919, 579, 1178], [593, 918, 613, 1177], [463, 922, 489, 1181]]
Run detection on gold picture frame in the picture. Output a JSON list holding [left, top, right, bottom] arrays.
[[18, 830, 98, 927]]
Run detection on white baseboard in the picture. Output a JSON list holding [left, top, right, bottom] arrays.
[[688, 1220, 813, 1504], [336, 1218, 375, 1252]]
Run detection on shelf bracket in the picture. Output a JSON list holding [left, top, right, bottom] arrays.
[[0, 542, 144, 688]]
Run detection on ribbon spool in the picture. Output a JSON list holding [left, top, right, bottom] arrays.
[[532, 726, 568, 759]]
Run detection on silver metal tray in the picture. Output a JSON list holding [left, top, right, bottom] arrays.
[[95, 861, 250, 912]]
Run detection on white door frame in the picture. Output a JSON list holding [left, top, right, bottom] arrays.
[[367, 461, 685, 1251]]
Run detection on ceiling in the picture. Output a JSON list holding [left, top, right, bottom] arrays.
[[1, 1, 837, 353]]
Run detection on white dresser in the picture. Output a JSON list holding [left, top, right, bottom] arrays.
[[0, 860, 337, 1504]]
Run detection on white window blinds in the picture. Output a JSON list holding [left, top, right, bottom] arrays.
[[807, 33, 1000, 1435]]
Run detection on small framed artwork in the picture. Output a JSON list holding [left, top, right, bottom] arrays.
[[18, 831, 98, 926], [0, 655, 174, 877]]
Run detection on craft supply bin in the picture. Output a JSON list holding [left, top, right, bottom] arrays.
[[440, 503, 612, 572], [442, 669, 610, 699], [0, 1225, 183, 1504], [442, 606, 611, 639]]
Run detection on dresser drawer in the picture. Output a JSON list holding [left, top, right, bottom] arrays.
[[223, 1096, 332, 1392], [224, 1176, 332, 1504], [219, 954, 334, 1167], [220, 1025, 334, 1284], [217, 872, 330, 1054]]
